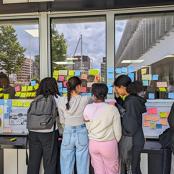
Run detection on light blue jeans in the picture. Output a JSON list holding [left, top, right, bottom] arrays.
[[60, 124, 89, 174]]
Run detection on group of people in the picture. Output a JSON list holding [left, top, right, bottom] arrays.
[[26, 75, 172, 174]]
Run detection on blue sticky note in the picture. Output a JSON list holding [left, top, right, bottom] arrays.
[[107, 67, 114, 73], [107, 72, 114, 79], [58, 87, 63, 93], [128, 66, 135, 73], [115, 68, 122, 74], [75, 70, 81, 76], [156, 124, 162, 129], [58, 82, 63, 88], [168, 93, 174, 99], [148, 93, 155, 99], [62, 88, 67, 93], [152, 75, 159, 81], [31, 80, 36, 86], [128, 73, 135, 81], [143, 80, 149, 86], [121, 67, 127, 73], [0, 99, 4, 105], [107, 84, 113, 94]]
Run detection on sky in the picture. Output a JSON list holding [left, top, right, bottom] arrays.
[[12, 20, 127, 69]]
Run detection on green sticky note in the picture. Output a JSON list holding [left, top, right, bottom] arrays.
[[159, 87, 167, 92], [69, 70, 75, 76], [15, 92, 21, 97], [12, 100, 18, 107], [17, 101, 23, 107], [27, 86, 33, 91], [20, 93, 27, 98], [21, 86, 27, 92], [31, 92, 36, 97], [4, 94, 9, 100], [23, 101, 31, 108], [89, 69, 99, 76], [34, 84, 39, 90], [160, 112, 168, 118]]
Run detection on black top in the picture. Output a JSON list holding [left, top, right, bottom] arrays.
[[168, 103, 174, 153], [122, 95, 146, 147]]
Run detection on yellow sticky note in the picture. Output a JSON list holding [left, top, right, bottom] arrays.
[[89, 69, 100, 76], [69, 70, 75, 76], [150, 121, 156, 129], [12, 100, 18, 107], [160, 112, 169, 118], [27, 86, 33, 91], [20, 93, 27, 98], [4, 94, 9, 100], [31, 92, 36, 97], [141, 68, 147, 75], [159, 87, 167, 92], [0, 93, 4, 98], [21, 86, 27, 92], [23, 101, 31, 108], [53, 70, 59, 76], [0, 88, 3, 92], [0, 108, 3, 115], [17, 101, 23, 107], [34, 84, 39, 90], [26, 92, 32, 98], [15, 92, 21, 97]]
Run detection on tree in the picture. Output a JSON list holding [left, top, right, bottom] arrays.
[[0, 25, 25, 76], [51, 28, 67, 70]]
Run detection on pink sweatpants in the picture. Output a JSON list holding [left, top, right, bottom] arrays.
[[89, 139, 119, 174]]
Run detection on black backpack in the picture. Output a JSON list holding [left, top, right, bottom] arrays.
[[27, 95, 59, 130]]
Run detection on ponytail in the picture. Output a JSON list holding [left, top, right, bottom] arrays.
[[65, 76, 82, 110]]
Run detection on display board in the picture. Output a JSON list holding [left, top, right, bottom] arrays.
[[0, 99, 31, 135], [143, 99, 174, 138]]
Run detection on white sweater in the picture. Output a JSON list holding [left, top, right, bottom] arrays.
[[83, 102, 122, 142]]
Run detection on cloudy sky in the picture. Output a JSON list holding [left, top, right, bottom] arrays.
[[13, 20, 127, 69]]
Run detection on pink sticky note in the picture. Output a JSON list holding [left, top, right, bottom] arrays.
[[147, 108, 157, 115], [81, 87, 87, 93], [63, 81, 67, 88], [59, 76, 65, 81], [15, 85, 21, 92]]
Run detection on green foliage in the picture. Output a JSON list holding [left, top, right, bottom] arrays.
[[51, 28, 67, 69], [0, 25, 25, 76]]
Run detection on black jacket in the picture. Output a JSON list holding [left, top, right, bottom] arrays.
[[168, 103, 174, 153], [122, 95, 146, 147]]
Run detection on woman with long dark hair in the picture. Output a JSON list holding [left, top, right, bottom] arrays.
[[57, 76, 92, 174], [27, 77, 60, 174], [114, 75, 146, 174]]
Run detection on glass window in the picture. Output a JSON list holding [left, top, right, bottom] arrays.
[[0, 21, 40, 100], [51, 17, 106, 96], [0, 20, 39, 134]]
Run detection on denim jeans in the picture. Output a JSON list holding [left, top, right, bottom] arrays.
[[60, 124, 89, 174]]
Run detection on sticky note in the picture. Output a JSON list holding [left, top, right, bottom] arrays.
[[156, 124, 162, 129], [27, 86, 33, 91], [58, 88, 63, 93], [107, 84, 113, 94], [31, 80, 37, 86], [20, 93, 27, 98], [150, 121, 156, 129], [128, 73, 134, 81], [63, 81, 67, 88], [107, 72, 114, 79], [59, 76, 65, 82], [62, 88, 67, 93], [159, 87, 167, 92], [31, 92, 36, 97], [21, 86, 27, 92], [69, 70, 75, 76], [15, 85, 21, 92], [59, 70, 68, 76], [0, 94, 4, 98], [58, 82, 63, 88], [34, 84, 39, 90], [4, 94, 9, 100], [26, 92, 32, 97], [160, 119, 168, 126], [144, 115, 152, 121], [53, 70, 59, 76], [128, 66, 135, 73], [53, 75, 58, 80], [143, 80, 149, 86], [157, 82, 167, 88], [141, 68, 147, 75], [108, 67, 114, 72], [81, 74, 88, 80], [23, 101, 31, 108], [142, 74, 152, 80], [152, 75, 159, 81], [89, 69, 99, 76], [168, 93, 174, 99], [148, 93, 155, 99], [151, 116, 159, 122], [81, 87, 87, 93], [144, 121, 150, 127], [75, 70, 81, 76], [147, 108, 157, 115], [115, 68, 122, 74], [160, 112, 169, 118], [15, 92, 21, 97], [0, 88, 3, 92], [12, 100, 18, 107], [121, 67, 127, 73], [0, 108, 3, 114]]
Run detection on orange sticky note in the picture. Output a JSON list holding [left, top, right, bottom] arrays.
[[151, 116, 159, 122], [144, 115, 152, 121], [160, 119, 168, 126], [144, 121, 150, 127]]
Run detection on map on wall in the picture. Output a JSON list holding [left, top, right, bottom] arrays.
[[0, 99, 31, 135]]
